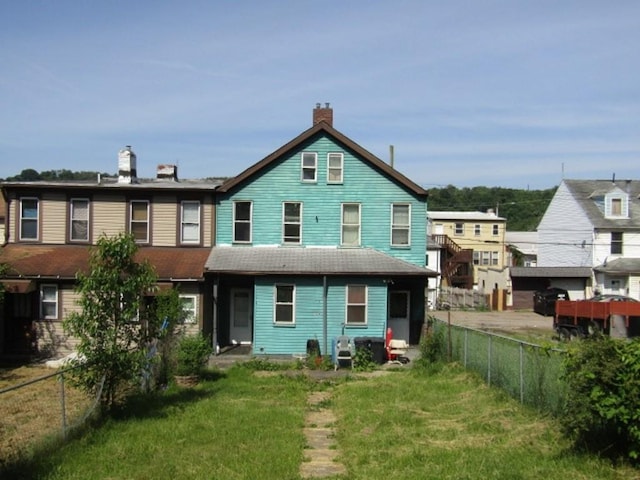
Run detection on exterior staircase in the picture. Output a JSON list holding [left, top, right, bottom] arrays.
[[432, 234, 474, 289]]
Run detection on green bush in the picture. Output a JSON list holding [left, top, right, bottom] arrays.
[[416, 319, 444, 369], [175, 334, 212, 376], [561, 335, 640, 462]]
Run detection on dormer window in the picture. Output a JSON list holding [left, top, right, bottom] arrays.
[[605, 192, 628, 218]]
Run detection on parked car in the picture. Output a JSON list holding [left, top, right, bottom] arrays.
[[587, 294, 638, 302], [533, 287, 570, 316]]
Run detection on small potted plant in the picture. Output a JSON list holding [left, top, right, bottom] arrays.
[[174, 334, 212, 387]]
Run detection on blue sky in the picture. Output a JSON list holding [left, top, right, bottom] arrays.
[[1, 1, 639, 189]]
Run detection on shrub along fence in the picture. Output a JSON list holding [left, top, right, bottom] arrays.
[[431, 318, 567, 414]]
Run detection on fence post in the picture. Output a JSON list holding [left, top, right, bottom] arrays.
[[59, 372, 67, 439], [519, 343, 524, 404], [487, 335, 492, 386]]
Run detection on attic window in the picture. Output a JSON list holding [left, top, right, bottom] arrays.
[[301, 152, 317, 183], [605, 193, 628, 218]]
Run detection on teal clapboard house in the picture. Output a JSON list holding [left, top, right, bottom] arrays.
[[205, 104, 435, 356]]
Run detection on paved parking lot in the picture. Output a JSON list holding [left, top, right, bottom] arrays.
[[428, 309, 554, 335]]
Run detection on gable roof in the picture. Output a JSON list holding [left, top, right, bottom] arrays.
[[563, 179, 640, 229], [216, 121, 428, 197], [205, 246, 436, 276]]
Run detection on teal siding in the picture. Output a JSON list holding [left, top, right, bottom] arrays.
[[216, 133, 426, 267], [253, 276, 389, 355]]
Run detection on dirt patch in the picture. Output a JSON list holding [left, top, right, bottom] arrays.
[[430, 310, 554, 335], [0, 365, 91, 467]]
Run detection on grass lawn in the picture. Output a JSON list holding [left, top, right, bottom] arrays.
[[2, 363, 638, 480]]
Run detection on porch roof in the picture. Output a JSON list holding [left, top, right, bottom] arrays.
[[510, 266, 592, 278], [0, 244, 210, 281], [205, 246, 437, 277], [594, 258, 640, 275]]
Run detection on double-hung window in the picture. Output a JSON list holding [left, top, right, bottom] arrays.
[[181, 201, 201, 244], [611, 232, 623, 255], [492, 224, 499, 236], [341, 203, 360, 246], [283, 202, 302, 244], [40, 284, 58, 319], [454, 223, 464, 235], [20, 197, 39, 241], [130, 200, 149, 243], [391, 203, 410, 246], [70, 198, 90, 242], [274, 285, 295, 324], [327, 153, 343, 183], [301, 152, 317, 182], [474, 224, 481, 236], [346, 285, 367, 325], [233, 201, 252, 243], [180, 295, 198, 324]]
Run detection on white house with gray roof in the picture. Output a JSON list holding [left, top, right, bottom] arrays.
[[537, 178, 640, 300]]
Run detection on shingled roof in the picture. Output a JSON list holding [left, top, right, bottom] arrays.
[[0, 244, 210, 280], [563, 179, 640, 229], [205, 246, 436, 276]]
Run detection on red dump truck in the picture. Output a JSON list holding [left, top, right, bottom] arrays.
[[554, 299, 640, 340]]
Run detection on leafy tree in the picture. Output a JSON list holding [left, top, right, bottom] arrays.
[[64, 233, 158, 410]]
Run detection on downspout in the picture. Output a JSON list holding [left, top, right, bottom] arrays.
[[323, 275, 328, 357], [212, 275, 219, 355]]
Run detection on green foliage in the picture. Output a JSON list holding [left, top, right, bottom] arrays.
[[175, 334, 212, 376], [146, 287, 187, 386], [561, 335, 640, 462], [63, 233, 158, 410], [240, 357, 291, 371], [353, 345, 376, 372], [2, 168, 112, 182], [427, 184, 557, 231], [416, 318, 445, 369]]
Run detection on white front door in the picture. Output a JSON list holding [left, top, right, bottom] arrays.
[[388, 290, 410, 343], [230, 288, 252, 345]]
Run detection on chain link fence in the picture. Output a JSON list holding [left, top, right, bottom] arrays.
[[432, 318, 567, 414], [0, 364, 103, 468]]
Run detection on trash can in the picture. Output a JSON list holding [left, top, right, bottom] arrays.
[[369, 337, 386, 364]]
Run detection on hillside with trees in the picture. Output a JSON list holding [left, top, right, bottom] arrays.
[[427, 185, 557, 231], [1, 169, 112, 182]]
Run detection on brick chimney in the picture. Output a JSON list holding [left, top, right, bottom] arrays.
[[157, 164, 178, 181], [118, 146, 138, 184], [313, 102, 333, 127]]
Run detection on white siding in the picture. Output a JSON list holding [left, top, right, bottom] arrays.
[[537, 182, 594, 267]]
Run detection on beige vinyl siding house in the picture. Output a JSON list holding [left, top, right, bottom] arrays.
[[0, 151, 222, 359]]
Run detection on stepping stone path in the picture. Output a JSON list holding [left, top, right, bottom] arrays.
[[300, 390, 347, 478]]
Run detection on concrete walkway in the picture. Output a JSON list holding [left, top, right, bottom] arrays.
[[300, 390, 347, 478]]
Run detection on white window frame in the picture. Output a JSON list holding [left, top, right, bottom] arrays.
[[301, 152, 317, 183], [606, 194, 628, 218], [473, 251, 480, 265], [130, 200, 150, 244], [181, 201, 201, 245], [474, 224, 481, 236], [180, 294, 198, 324], [282, 202, 302, 244], [20, 197, 39, 241], [491, 251, 499, 266], [327, 153, 343, 184], [492, 224, 499, 236], [391, 203, 411, 246], [611, 231, 623, 255], [233, 201, 252, 243], [70, 198, 90, 242], [40, 284, 58, 320], [341, 203, 361, 246], [454, 223, 464, 235], [346, 285, 367, 325], [274, 284, 295, 324]]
